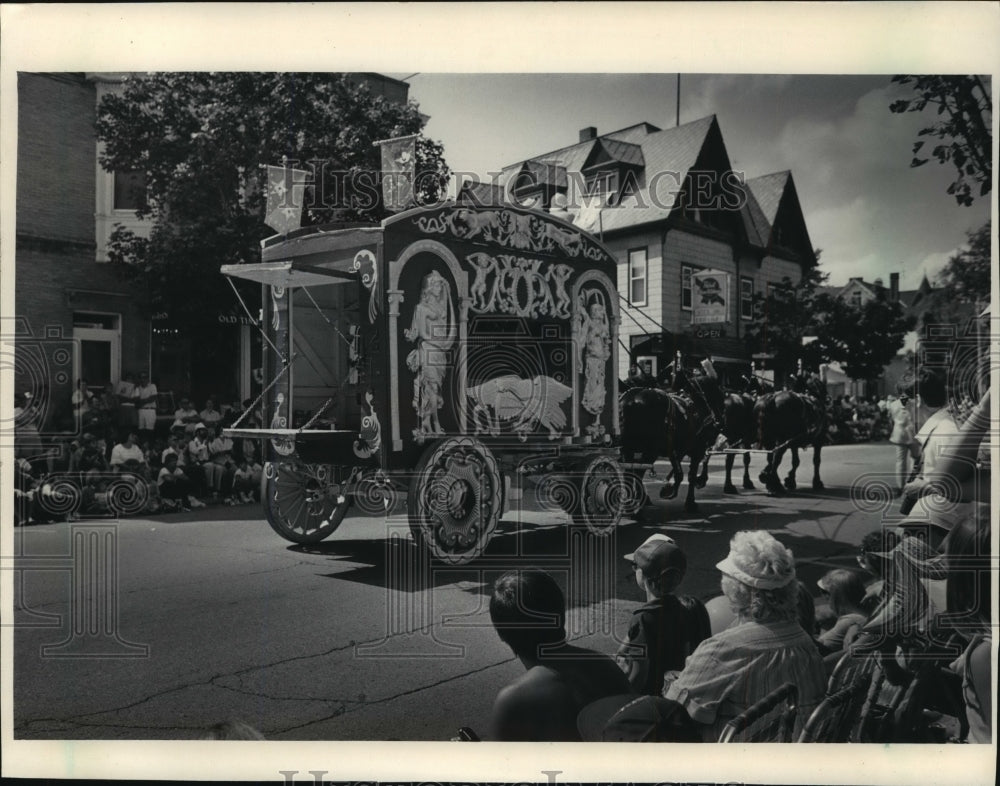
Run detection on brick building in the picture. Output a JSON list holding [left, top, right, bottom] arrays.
[[497, 116, 817, 384], [13, 72, 150, 435], [12, 71, 413, 432]]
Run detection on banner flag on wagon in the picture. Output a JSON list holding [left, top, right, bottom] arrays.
[[264, 164, 311, 235], [690, 269, 731, 325], [574, 193, 607, 236], [375, 133, 418, 213]]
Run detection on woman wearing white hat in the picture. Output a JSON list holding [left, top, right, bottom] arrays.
[[661, 530, 826, 742]]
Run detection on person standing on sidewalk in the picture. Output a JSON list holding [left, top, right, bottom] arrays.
[[885, 393, 919, 495]]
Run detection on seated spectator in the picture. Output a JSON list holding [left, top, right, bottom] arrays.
[[209, 423, 237, 504], [661, 531, 827, 742], [857, 528, 901, 614], [941, 511, 991, 743], [815, 569, 868, 654], [232, 459, 257, 504], [173, 398, 201, 434], [70, 433, 109, 476], [200, 398, 223, 431], [616, 534, 707, 696], [854, 524, 949, 668], [110, 430, 150, 480], [489, 568, 632, 741], [223, 399, 246, 427], [157, 453, 194, 511], [161, 433, 183, 466], [186, 423, 216, 498]]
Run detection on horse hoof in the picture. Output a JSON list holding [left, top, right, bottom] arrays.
[[659, 486, 677, 500], [785, 478, 797, 491], [724, 484, 739, 494], [758, 472, 769, 484], [813, 480, 825, 491], [743, 481, 756, 491], [695, 478, 708, 489]]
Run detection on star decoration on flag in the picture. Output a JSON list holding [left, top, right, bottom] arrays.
[[270, 180, 288, 200]]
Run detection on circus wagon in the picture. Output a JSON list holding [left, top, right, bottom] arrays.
[[222, 202, 632, 563]]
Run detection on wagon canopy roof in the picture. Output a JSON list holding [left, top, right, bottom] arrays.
[[222, 225, 382, 286]]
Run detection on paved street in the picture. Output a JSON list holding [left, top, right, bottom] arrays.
[[13, 442, 900, 741]]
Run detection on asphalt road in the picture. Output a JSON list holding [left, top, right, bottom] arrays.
[[12, 442, 901, 741]]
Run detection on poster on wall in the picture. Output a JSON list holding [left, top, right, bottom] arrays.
[[690, 269, 731, 325]]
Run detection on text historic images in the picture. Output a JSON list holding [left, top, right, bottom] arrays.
[[466, 252, 573, 319], [413, 208, 606, 261], [404, 270, 456, 442]]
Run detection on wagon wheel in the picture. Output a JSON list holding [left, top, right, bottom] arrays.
[[568, 455, 627, 534], [262, 461, 352, 544], [407, 437, 503, 565], [620, 470, 650, 517]]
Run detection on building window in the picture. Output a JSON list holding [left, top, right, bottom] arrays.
[[681, 264, 696, 311], [586, 170, 618, 200], [850, 289, 863, 308], [113, 170, 147, 211], [628, 248, 647, 305], [740, 276, 754, 320]]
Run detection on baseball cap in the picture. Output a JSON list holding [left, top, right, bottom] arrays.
[[625, 534, 686, 589], [577, 694, 697, 742]]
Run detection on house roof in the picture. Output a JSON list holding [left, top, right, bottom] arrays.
[[583, 137, 645, 169], [746, 171, 790, 226], [501, 116, 720, 235], [456, 179, 506, 207]]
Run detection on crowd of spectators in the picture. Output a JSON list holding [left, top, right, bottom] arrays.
[[483, 501, 990, 744], [13, 375, 263, 525]]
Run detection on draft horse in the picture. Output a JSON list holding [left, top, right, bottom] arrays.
[[753, 372, 828, 495], [620, 366, 724, 514], [696, 388, 758, 494]]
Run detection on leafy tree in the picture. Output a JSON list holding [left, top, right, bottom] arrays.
[[746, 260, 915, 385], [836, 292, 916, 386], [889, 75, 992, 207], [95, 72, 450, 326], [938, 220, 991, 304], [744, 262, 843, 373], [918, 220, 991, 331]]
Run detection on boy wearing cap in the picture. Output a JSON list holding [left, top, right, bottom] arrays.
[[617, 533, 701, 696]]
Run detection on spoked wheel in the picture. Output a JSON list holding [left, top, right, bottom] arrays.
[[569, 455, 627, 534], [262, 461, 352, 544], [407, 437, 503, 564], [620, 470, 650, 517]]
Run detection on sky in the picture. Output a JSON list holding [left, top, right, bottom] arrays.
[[400, 73, 990, 293]]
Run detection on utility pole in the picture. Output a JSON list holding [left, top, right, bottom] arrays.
[[676, 74, 681, 127]]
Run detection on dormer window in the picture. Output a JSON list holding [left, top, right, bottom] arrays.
[[586, 170, 619, 199], [510, 160, 567, 210]]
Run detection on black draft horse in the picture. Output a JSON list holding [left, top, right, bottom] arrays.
[[753, 373, 828, 495], [620, 367, 724, 514], [696, 389, 758, 494], [695, 374, 776, 494]]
